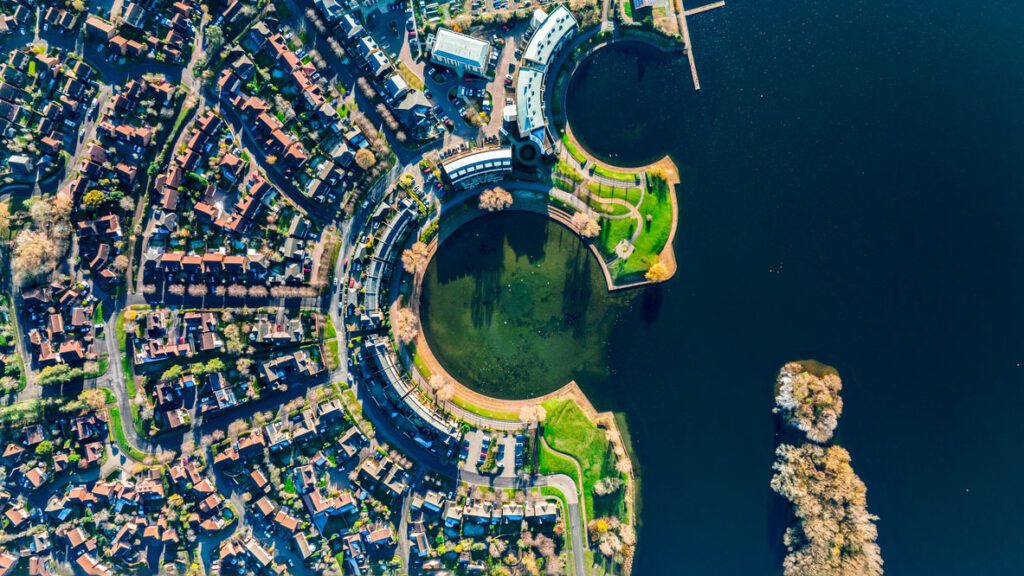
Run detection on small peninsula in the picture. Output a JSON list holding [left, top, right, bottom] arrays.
[[772, 361, 884, 576]]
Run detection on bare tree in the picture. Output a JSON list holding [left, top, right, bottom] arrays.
[[112, 254, 130, 273], [12, 230, 57, 286], [519, 404, 547, 425], [237, 357, 253, 376], [119, 196, 136, 213], [436, 382, 455, 402], [478, 187, 513, 212], [355, 148, 377, 170], [78, 389, 107, 411], [401, 242, 430, 273], [227, 420, 248, 441], [428, 374, 447, 395], [570, 211, 601, 238], [392, 307, 419, 344]]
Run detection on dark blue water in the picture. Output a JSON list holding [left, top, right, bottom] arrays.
[[565, 1, 1024, 574]]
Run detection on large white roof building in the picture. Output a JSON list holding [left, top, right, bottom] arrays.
[[516, 69, 547, 140], [523, 6, 578, 69], [514, 5, 579, 147], [430, 28, 492, 76]]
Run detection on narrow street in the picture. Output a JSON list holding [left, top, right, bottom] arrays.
[[1, 6, 593, 574]]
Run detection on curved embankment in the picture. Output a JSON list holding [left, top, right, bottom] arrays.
[[558, 130, 682, 287], [398, 191, 639, 547], [406, 194, 605, 416], [549, 33, 685, 286]]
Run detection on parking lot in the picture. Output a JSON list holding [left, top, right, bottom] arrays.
[[360, 4, 530, 148], [459, 429, 525, 478]]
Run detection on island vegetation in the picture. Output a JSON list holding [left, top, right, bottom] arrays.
[[771, 361, 883, 576], [775, 360, 844, 443], [771, 444, 884, 576]]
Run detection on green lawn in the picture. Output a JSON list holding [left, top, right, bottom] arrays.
[[597, 217, 636, 259], [538, 441, 581, 487], [586, 181, 643, 207], [555, 160, 584, 184], [131, 403, 146, 437], [108, 407, 148, 461], [613, 173, 673, 277], [593, 165, 639, 183], [450, 395, 519, 422], [409, 343, 432, 379], [623, 0, 634, 20], [561, 133, 588, 165], [115, 311, 136, 397], [99, 388, 117, 404], [586, 197, 631, 217], [323, 316, 339, 368], [541, 399, 623, 521]]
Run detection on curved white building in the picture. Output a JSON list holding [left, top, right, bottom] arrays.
[[515, 5, 578, 148], [440, 148, 514, 190]]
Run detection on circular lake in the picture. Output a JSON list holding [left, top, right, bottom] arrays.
[[566, 41, 693, 166], [419, 211, 627, 399]]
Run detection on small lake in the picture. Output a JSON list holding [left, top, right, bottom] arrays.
[[419, 212, 630, 399]]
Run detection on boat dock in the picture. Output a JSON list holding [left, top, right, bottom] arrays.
[[677, 0, 727, 90]]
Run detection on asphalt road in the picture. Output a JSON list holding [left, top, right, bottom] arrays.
[[4, 5, 593, 573]]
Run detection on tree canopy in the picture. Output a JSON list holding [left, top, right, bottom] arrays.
[[771, 444, 883, 576], [775, 361, 843, 443]]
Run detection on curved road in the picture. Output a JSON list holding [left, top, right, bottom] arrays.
[[4, 6, 593, 574]]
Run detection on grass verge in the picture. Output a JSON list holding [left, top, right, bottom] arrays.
[[561, 133, 588, 165], [450, 395, 520, 422], [108, 407, 148, 461], [115, 311, 136, 398], [408, 342, 432, 379], [593, 164, 639, 183], [323, 315, 340, 368], [540, 485, 577, 561]]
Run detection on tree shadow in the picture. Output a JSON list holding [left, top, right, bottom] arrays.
[[562, 240, 594, 341], [505, 212, 549, 264], [639, 285, 663, 326]]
